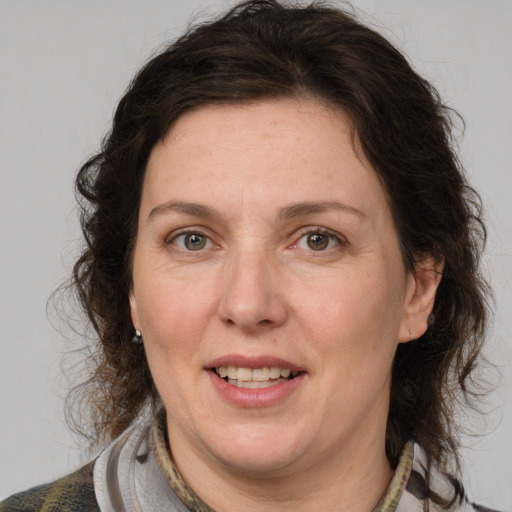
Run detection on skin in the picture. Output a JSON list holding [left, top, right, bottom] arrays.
[[130, 98, 442, 511]]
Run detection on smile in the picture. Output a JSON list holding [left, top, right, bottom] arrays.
[[215, 366, 300, 389]]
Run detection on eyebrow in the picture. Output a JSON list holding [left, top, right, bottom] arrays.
[[148, 201, 219, 221], [148, 200, 365, 222], [278, 201, 365, 220]]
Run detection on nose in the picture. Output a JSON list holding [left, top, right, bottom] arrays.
[[217, 249, 288, 333]]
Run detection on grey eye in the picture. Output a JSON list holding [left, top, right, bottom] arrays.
[[172, 232, 212, 251]]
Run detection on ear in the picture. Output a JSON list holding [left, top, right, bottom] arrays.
[[129, 291, 141, 332], [397, 255, 444, 343]]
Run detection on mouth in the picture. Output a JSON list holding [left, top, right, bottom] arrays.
[[213, 366, 301, 389]]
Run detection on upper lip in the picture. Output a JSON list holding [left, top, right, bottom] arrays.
[[207, 355, 304, 373]]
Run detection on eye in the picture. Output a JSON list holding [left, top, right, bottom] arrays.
[[296, 230, 340, 251], [172, 232, 213, 251]]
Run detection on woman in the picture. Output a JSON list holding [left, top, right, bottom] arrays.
[[0, 1, 500, 511]]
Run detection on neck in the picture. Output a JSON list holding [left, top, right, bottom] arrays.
[[168, 423, 394, 512]]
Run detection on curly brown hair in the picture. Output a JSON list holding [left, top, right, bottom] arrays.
[[70, 0, 490, 504]]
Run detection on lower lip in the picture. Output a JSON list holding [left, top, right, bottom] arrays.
[[207, 371, 305, 408]]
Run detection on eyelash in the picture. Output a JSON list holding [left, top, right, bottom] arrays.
[[165, 227, 345, 253], [293, 227, 344, 252], [166, 229, 216, 252]]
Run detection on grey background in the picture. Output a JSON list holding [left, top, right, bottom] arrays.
[[1, 0, 511, 509]]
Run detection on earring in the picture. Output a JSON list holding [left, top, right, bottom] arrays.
[[408, 328, 414, 341], [132, 329, 143, 343]]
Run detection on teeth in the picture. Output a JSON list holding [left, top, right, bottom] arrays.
[[269, 367, 281, 379], [227, 378, 288, 389], [227, 366, 237, 379], [215, 366, 298, 384], [253, 367, 269, 381], [237, 367, 253, 381]]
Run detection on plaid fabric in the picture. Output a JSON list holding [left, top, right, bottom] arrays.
[[0, 461, 98, 512]]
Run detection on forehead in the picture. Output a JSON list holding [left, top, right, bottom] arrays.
[[163, 98, 355, 161], [142, 98, 388, 221]]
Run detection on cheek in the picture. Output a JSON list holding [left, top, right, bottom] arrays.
[[303, 271, 402, 334], [136, 281, 217, 409], [135, 276, 218, 360], [297, 268, 404, 372]]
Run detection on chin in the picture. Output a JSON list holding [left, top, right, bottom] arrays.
[[215, 448, 302, 477], [202, 423, 311, 476]]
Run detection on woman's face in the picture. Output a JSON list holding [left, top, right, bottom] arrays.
[[130, 98, 435, 478]]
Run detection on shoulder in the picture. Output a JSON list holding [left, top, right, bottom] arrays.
[[403, 444, 503, 512], [0, 461, 99, 512], [389, 442, 503, 512]]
